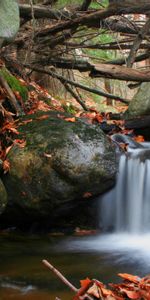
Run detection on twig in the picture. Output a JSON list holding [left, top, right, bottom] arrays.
[[0, 75, 22, 116], [24, 64, 129, 104], [42, 259, 93, 300], [127, 17, 150, 67], [59, 78, 89, 111], [42, 259, 78, 293]]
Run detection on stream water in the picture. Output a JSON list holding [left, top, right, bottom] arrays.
[[1, 147, 150, 299]]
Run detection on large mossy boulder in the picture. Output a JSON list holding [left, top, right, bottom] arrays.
[[125, 83, 150, 118], [2, 112, 117, 226], [0, 0, 19, 47]]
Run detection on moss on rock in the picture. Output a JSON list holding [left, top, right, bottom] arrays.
[[0, 67, 28, 102]]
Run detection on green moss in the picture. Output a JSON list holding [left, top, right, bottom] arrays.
[[62, 103, 76, 114], [0, 67, 28, 102]]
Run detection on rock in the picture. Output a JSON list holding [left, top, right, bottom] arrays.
[[0, 179, 7, 214], [1, 111, 117, 227], [111, 133, 144, 149], [0, 0, 19, 46], [125, 83, 150, 118]]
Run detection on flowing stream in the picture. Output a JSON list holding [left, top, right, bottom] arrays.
[[1, 146, 150, 299], [65, 146, 150, 272]]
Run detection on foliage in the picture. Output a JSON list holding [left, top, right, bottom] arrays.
[[0, 67, 28, 102], [75, 273, 150, 300], [55, 0, 108, 9]]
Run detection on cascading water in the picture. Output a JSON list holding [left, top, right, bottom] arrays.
[[63, 141, 150, 274], [100, 148, 150, 234]]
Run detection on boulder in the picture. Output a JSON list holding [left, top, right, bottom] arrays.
[[1, 111, 117, 227], [0, 0, 20, 47], [125, 83, 150, 118]]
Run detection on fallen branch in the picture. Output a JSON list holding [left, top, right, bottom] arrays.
[[60, 80, 89, 111], [42, 259, 93, 300], [127, 17, 150, 67], [24, 64, 129, 104], [0, 74, 22, 116]]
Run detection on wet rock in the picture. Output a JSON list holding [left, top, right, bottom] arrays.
[[125, 83, 150, 118], [2, 111, 117, 226], [0, 0, 19, 47]]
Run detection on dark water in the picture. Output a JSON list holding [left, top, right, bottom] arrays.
[[0, 233, 149, 300]]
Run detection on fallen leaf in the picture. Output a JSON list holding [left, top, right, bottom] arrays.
[[87, 282, 100, 298], [118, 273, 141, 284], [3, 159, 10, 174], [36, 114, 49, 120], [20, 119, 33, 125], [121, 288, 140, 299], [5, 145, 13, 156], [14, 139, 26, 148], [44, 152, 52, 158], [64, 117, 76, 122], [80, 278, 92, 289], [83, 192, 92, 198], [133, 135, 145, 143]]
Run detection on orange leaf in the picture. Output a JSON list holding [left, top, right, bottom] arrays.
[[133, 135, 145, 143], [94, 114, 103, 123], [14, 139, 26, 148], [121, 288, 140, 299], [36, 114, 49, 120], [83, 192, 92, 198], [64, 117, 76, 122], [3, 160, 10, 174], [87, 283, 100, 298], [5, 145, 13, 156], [118, 273, 141, 283], [80, 278, 92, 289], [20, 119, 33, 125]]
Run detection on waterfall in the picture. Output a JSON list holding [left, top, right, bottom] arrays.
[[64, 144, 150, 272], [100, 148, 150, 234]]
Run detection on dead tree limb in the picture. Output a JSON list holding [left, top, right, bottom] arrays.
[[90, 63, 150, 82], [80, 0, 92, 11], [107, 51, 150, 66], [24, 64, 129, 104], [0, 75, 22, 116], [42, 260, 93, 300], [127, 17, 150, 67], [59, 79, 89, 111]]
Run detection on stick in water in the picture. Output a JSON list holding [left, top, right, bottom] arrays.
[[42, 259, 93, 300]]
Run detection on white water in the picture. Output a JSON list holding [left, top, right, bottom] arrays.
[[101, 149, 150, 233], [65, 148, 150, 272]]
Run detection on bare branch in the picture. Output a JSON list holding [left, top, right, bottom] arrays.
[[127, 17, 150, 67], [24, 64, 129, 104]]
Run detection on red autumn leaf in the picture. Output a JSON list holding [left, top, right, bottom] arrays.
[[44, 152, 52, 158], [14, 139, 26, 148], [94, 114, 104, 123], [118, 273, 141, 284], [83, 192, 92, 198], [5, 145, 13, 156], [80, 278, 92, 289], [36, 100, 51, 112], [74, 279, 92, 300], [64, 117, 76, 122], [120, 288, 140, 299], [140, 289, 150, 300], [20, 119, 33, 125], [87, 282, 100, 298], [75, 228, 97, 236], [36, 114, 49, 120], [3, 159, 10, 174], [133, 135, 145, 143]]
